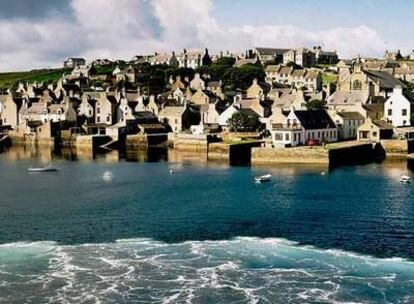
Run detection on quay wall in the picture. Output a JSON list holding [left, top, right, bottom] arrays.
[[126, 134, 148, 148], [252, 147, 329, 165], [170, 134, 208, 152], [380, 140, 414, 157], [208, 143, 230, 160]]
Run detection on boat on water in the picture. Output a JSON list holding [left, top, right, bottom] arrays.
[[28, 165, 59, 173], [400, 175, 411, 183], [255, 174, 272, 183]]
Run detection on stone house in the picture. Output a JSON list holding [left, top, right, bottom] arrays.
[[265, 66, 322, 92], [116, 95, 135, 124], [328, 110, 365, 140], [176, 49, 211, 69], [20, 102, 49, 123], [77, 94, 96, 124], [246, 79, 270, 100], [269, 110, 337, 147], [384, 86, 412, 127], [357, 118, 394, 142], [283, 48, 316, 67], [148, 53, 172, 65], [207, 81, 225, 99], [64, 57, 86, 68], [0, 95, 24, 129], [218, 105, 260, 129], [158, 103, 197, 133], [336, 60, 405, 98], [189, 73, 205, 91], [312, 46, 338, 65], [190, 89, 221, 105], [393, 67, 414, 82], [94, 93, 117, 125], [253, 47, 291, 64]]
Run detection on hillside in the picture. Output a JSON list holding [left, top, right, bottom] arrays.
[[0, 68, 72, 89]]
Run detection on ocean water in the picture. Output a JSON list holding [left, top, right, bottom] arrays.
[[0, 146, 413, 303]]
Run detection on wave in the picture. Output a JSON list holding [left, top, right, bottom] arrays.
[[0, 237, 413, 303]]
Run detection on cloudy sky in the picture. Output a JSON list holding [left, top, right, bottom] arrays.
[[0, 0, 413, 71]]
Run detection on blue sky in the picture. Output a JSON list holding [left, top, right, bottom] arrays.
[[214, 0, 413, 49], [0, 0, 412, 71]]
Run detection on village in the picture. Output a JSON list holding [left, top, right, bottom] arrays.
[[1, 46, 414, 165]]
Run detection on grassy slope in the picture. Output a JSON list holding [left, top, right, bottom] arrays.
[[0, 68, 72, 89]]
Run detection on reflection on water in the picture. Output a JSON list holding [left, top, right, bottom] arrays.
[[2, 144, 414, 175]]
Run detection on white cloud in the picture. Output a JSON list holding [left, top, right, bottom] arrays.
[[0, 0, 392, 72]]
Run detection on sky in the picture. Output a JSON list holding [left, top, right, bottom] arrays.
[[0, 0, 413, 72]]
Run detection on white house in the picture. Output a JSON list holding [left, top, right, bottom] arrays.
[[270, 110, 338, 147], [328, 110, 365, 140], [384, 86, 411, 127]]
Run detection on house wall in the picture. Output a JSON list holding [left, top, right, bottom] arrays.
[[1, 96, 18, 128], [384, 90, 411, 127], [95, 95, 113, 125], [190, 90, 209, 105]]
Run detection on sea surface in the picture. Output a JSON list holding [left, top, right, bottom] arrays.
[[0, 145, 413, 303]]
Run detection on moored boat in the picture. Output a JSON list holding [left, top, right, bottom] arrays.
[[255, 174, 272, 183], [28, 165, 59, 172], [400, 175, 411, 183]]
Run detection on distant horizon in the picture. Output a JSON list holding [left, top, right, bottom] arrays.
[[1, 0, 414, 72]]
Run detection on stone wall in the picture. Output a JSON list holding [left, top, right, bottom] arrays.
[[380, 140, 409, 156], [170, 133, 208, 152], [252, 147, 329, 164], [208, 143, 230, 160], [126, 134, 148, 148]]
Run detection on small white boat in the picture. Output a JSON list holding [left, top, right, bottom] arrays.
[[255, 174, 272, 183], [28, 165, 59, 172], [400, 175, 411, 183]]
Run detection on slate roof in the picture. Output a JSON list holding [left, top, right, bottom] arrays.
[[327, 91, 369, 105], [159, 106, 185, 117], [364, 70, 406, 89], [337, 111, 365, 120], [239, 108, 260, 117], [255, 47, 290, 56], [294, 110, 336, 129]]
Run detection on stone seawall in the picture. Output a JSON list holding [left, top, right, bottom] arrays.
[[380, 140, 413, 158], [252, 147, 329, 165], [208, 143, 230, 160], [126, 134, 148, 148]]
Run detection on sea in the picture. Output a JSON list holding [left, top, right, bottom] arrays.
[[0, 145, 413, 303]]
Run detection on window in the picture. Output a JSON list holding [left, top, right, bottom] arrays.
[[285, 133, 290, 141], [360, 131, 369, 139], [402, 109, 407, 116], [372, 131, 378, 137], [97, 107, 100, 114], [352, 80, 362, 90], [388, 109, 392, 116], [106, 116, 110, 122], [274, 133, 283, 141], [97, 117, 100, 123]]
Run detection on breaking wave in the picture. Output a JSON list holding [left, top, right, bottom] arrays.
[[0, 237, 413, 303]]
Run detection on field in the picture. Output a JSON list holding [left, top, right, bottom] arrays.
[[0, 68, 72, 89]]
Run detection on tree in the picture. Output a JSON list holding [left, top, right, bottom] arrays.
[[222, 64, 265, 91], [306, 99, 326, 111], [227, 112, 261, 132], [286, 61, 302, 69]]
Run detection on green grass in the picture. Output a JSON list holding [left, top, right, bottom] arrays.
[[322, 73, 337, 85], [0, 68, 72, 89]]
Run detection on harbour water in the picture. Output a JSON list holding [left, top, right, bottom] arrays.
[[0, 145, 413, 303]]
